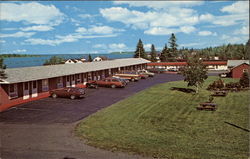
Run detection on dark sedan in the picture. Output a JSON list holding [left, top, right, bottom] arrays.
[[50, 87, 85, 99]]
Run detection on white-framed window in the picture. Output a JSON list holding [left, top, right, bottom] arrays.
[[76, 74, 81, 84], [42, 79, 49, 92], [9, 84, 18, 99]]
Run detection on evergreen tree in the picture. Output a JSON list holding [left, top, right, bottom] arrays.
[[160, 44, 169, 62], [168, 33, 178, 58], [134, 39, 146, 59], [88, 54, 93, 62], [239, 72, 249, 88], [150, 44, 157, 62], [43, 56, 64, 65], [0, 58, 7, 79], [181, 56, 208, 93]]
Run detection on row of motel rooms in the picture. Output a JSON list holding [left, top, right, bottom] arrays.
[[0, 58, 148, 112], [1, 58, 249, 112]]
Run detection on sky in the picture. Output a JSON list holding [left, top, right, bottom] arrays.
[[0, 1, 249, 54]]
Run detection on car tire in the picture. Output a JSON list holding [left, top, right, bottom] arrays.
[[70, 95, 76, 100], [52, 93, 57, 98], [131, 78, 135, 82], [111, 84, 116, 88], [95, 85, 98, 89]]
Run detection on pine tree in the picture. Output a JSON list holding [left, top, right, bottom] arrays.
[[181, 56, 208, 93], [134, 39, 146, 59], [0, 58, 7, 79], [160, 44, 169, 62], [168, 33, 178, 59], [150, 44, 157, 62], [88, 54, 93, 62]]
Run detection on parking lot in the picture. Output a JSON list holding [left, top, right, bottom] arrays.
[[0, 74, 183, 124]]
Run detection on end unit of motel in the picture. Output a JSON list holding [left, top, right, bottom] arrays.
[[0, 58, 149, 112]]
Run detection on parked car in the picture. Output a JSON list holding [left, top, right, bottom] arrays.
[[114, 72, 140, 82], [138, 70, 155, 77], [120, 70, 148, 79], [147, 68, 167, 74], [50, 87, 85, 99], [112, 76, 130, 84], [87, 77, 126, 88]]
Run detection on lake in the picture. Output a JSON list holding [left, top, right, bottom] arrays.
[[3, 54, 133, 68]]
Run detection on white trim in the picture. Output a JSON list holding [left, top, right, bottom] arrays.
[[9, 83, 18, 99], [23, 82, 30, 100], [31, 81, 38, 98]]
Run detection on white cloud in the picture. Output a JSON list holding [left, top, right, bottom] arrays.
[[144, 27, 179, 35], [233, 26, 249, 35], [76, 26, 124, 35], [0, 31, 35, 38], [221, 1, 249, 14], [198, 31, 217, 36], [21, 25, 53, 32], [13, 49, 27, 53], [100, 7, 199, 34], [179, 42, 205, 47], [199, 13, 214, 22], [113, 1, 204, 10], [221, 34, 248, 44], [0, 40, 6, 43], [93, 43, 127, 52], [180, 26, 196, 34], [78, 14, 96, 19], [1, 2, 64, 26], [144, 44, 152, 51]]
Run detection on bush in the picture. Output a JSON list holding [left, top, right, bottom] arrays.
[[207, 79, 225, 90], [225, 82, 241, 90], [239, 72, 249, 88]]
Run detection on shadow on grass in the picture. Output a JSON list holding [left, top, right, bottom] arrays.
[[170, 87, 196, 93], [224, 121, 250, 132]]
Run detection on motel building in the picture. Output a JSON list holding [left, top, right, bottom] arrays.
[[147, 61, 228, 71], [0, 58, 149, 112]]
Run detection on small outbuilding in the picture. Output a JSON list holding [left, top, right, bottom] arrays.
[[230, 63, 250, 78]]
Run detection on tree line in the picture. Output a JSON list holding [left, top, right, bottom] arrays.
[[134, 34, 250, 62]]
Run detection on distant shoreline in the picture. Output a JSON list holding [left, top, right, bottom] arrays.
[[0, 54, 43, 58]]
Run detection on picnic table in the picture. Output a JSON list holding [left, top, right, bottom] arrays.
[[197, 102, 217, 111], [212, 90, 227, 97]]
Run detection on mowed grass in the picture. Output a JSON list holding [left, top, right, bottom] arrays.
[[75, 76, 249, 159]]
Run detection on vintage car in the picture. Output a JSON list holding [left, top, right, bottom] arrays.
[[112, 76, 130, 84], [50, 87, 85, 99], [119, 70, 148, 79], [114, 72, 140, 82], [138, 70, 155, 77], [86, 77, 126, 88]]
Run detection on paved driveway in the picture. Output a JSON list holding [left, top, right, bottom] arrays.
[[0, 74, 183, 159], [0, 74, 183, 124]]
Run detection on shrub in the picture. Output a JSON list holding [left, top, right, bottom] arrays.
[[207, 79, 225, 90], [225, 82, 241, 89], [239, 72, 250, 88]]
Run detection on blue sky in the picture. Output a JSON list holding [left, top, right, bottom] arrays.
[[0, 1, 249, 54]]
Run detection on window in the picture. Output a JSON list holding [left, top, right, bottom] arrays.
[[42, 79, 49, 92], [66, 76, 70, 82], [76, 74, 81, 83], [9, 84, 18, 99], [243, 69, 248, 73], [32, 81, 37, 88], [57, 77, 63, 88], [24, 82, 29, 90]]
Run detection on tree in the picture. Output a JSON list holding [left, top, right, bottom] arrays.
[[168, 33, 178, 58], [43, 56, 64, 65], [88, 54, 93, 62], [181, 56, 208, 93], [0, 58, 7, 79], [150, 44, 157, 62], [134, 39, 146, 59], [239, 72, 249, 88], [159, 44, 169, 62]]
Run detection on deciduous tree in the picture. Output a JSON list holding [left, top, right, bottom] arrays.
[[181, 56, 208, 93], [239, 72, 249, 88], [43, 56, 64, 65]]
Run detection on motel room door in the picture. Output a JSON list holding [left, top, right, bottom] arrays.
[[23, 82, 30, 100], [31, 81, 38, 98]]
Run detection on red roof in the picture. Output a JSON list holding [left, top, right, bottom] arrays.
[[147, 61, 227, 66]]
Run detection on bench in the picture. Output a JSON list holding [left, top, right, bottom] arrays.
[[197, 102, 217, 111], [212, 91, 227, 97]]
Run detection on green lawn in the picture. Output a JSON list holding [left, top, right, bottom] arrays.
[[75, 76, 249, 159]]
